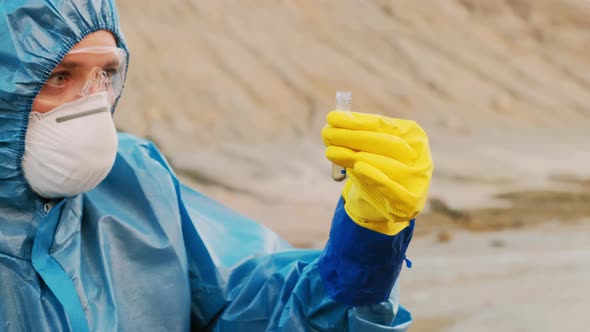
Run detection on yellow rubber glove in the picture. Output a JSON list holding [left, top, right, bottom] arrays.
[[322, 111, 433, 236]]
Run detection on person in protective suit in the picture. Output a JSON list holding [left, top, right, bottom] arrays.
[[0, 0, 433, 331]]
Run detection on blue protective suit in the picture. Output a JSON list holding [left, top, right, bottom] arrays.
[[0, 1, 414, 331]]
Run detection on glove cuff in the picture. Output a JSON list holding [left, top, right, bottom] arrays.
[[319, 197, 414, 306], [344, 202, 412, 236]]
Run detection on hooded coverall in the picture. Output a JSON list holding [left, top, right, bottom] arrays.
[[0, 1, 414, 330]]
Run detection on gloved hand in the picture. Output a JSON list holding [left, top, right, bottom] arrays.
[[322, 111, 433, 236]]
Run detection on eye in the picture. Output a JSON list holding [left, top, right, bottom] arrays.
[[46, 72, 70, 87], [104, 68, 119, 83]]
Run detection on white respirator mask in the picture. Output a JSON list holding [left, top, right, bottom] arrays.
[[22, 92, 118, 199]]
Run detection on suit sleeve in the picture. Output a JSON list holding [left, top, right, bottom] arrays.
[[143, 139, 414, 331]]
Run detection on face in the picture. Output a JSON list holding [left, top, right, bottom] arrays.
[[31, 30, 123, 114]]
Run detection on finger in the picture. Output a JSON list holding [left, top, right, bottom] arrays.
[[324, 146, 357, 169], [325, 146, 429, 188], [327, 111, 402, 134], [328, 111, 430, 145], [396, 120, 431, 153], [322, 125, 417, 164]]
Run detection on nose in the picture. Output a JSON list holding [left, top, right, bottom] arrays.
[[80, 67, 108, 97]]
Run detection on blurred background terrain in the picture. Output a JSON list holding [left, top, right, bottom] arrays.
[[114, 1, 590, 331]]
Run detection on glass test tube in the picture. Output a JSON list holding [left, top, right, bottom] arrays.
[[331, 91, 352, 181]]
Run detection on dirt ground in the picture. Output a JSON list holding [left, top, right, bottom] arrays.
[[419, 185, 590, 236], [401, 221, 590, 332], [403, 184, 590, 331]]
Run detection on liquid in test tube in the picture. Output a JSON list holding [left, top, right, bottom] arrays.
[[331, 91, 352, 181]]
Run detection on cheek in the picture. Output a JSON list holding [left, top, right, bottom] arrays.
[[31, 96, 59, 114]]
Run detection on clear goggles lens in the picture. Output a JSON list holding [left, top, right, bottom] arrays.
[[36, 46, 127, 106]]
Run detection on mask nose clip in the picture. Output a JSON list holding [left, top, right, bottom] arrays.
[[80, 67, 108, 98]]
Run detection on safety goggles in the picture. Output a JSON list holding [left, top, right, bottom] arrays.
[[36, 46, 127, 107]]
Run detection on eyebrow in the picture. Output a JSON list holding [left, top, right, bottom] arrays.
[[57, 60, 80, 69], [103, 59, 120, 68], [54, 58, 120, 70]]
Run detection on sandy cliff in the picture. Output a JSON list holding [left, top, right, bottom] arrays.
[[114, 0, 590, 245]]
